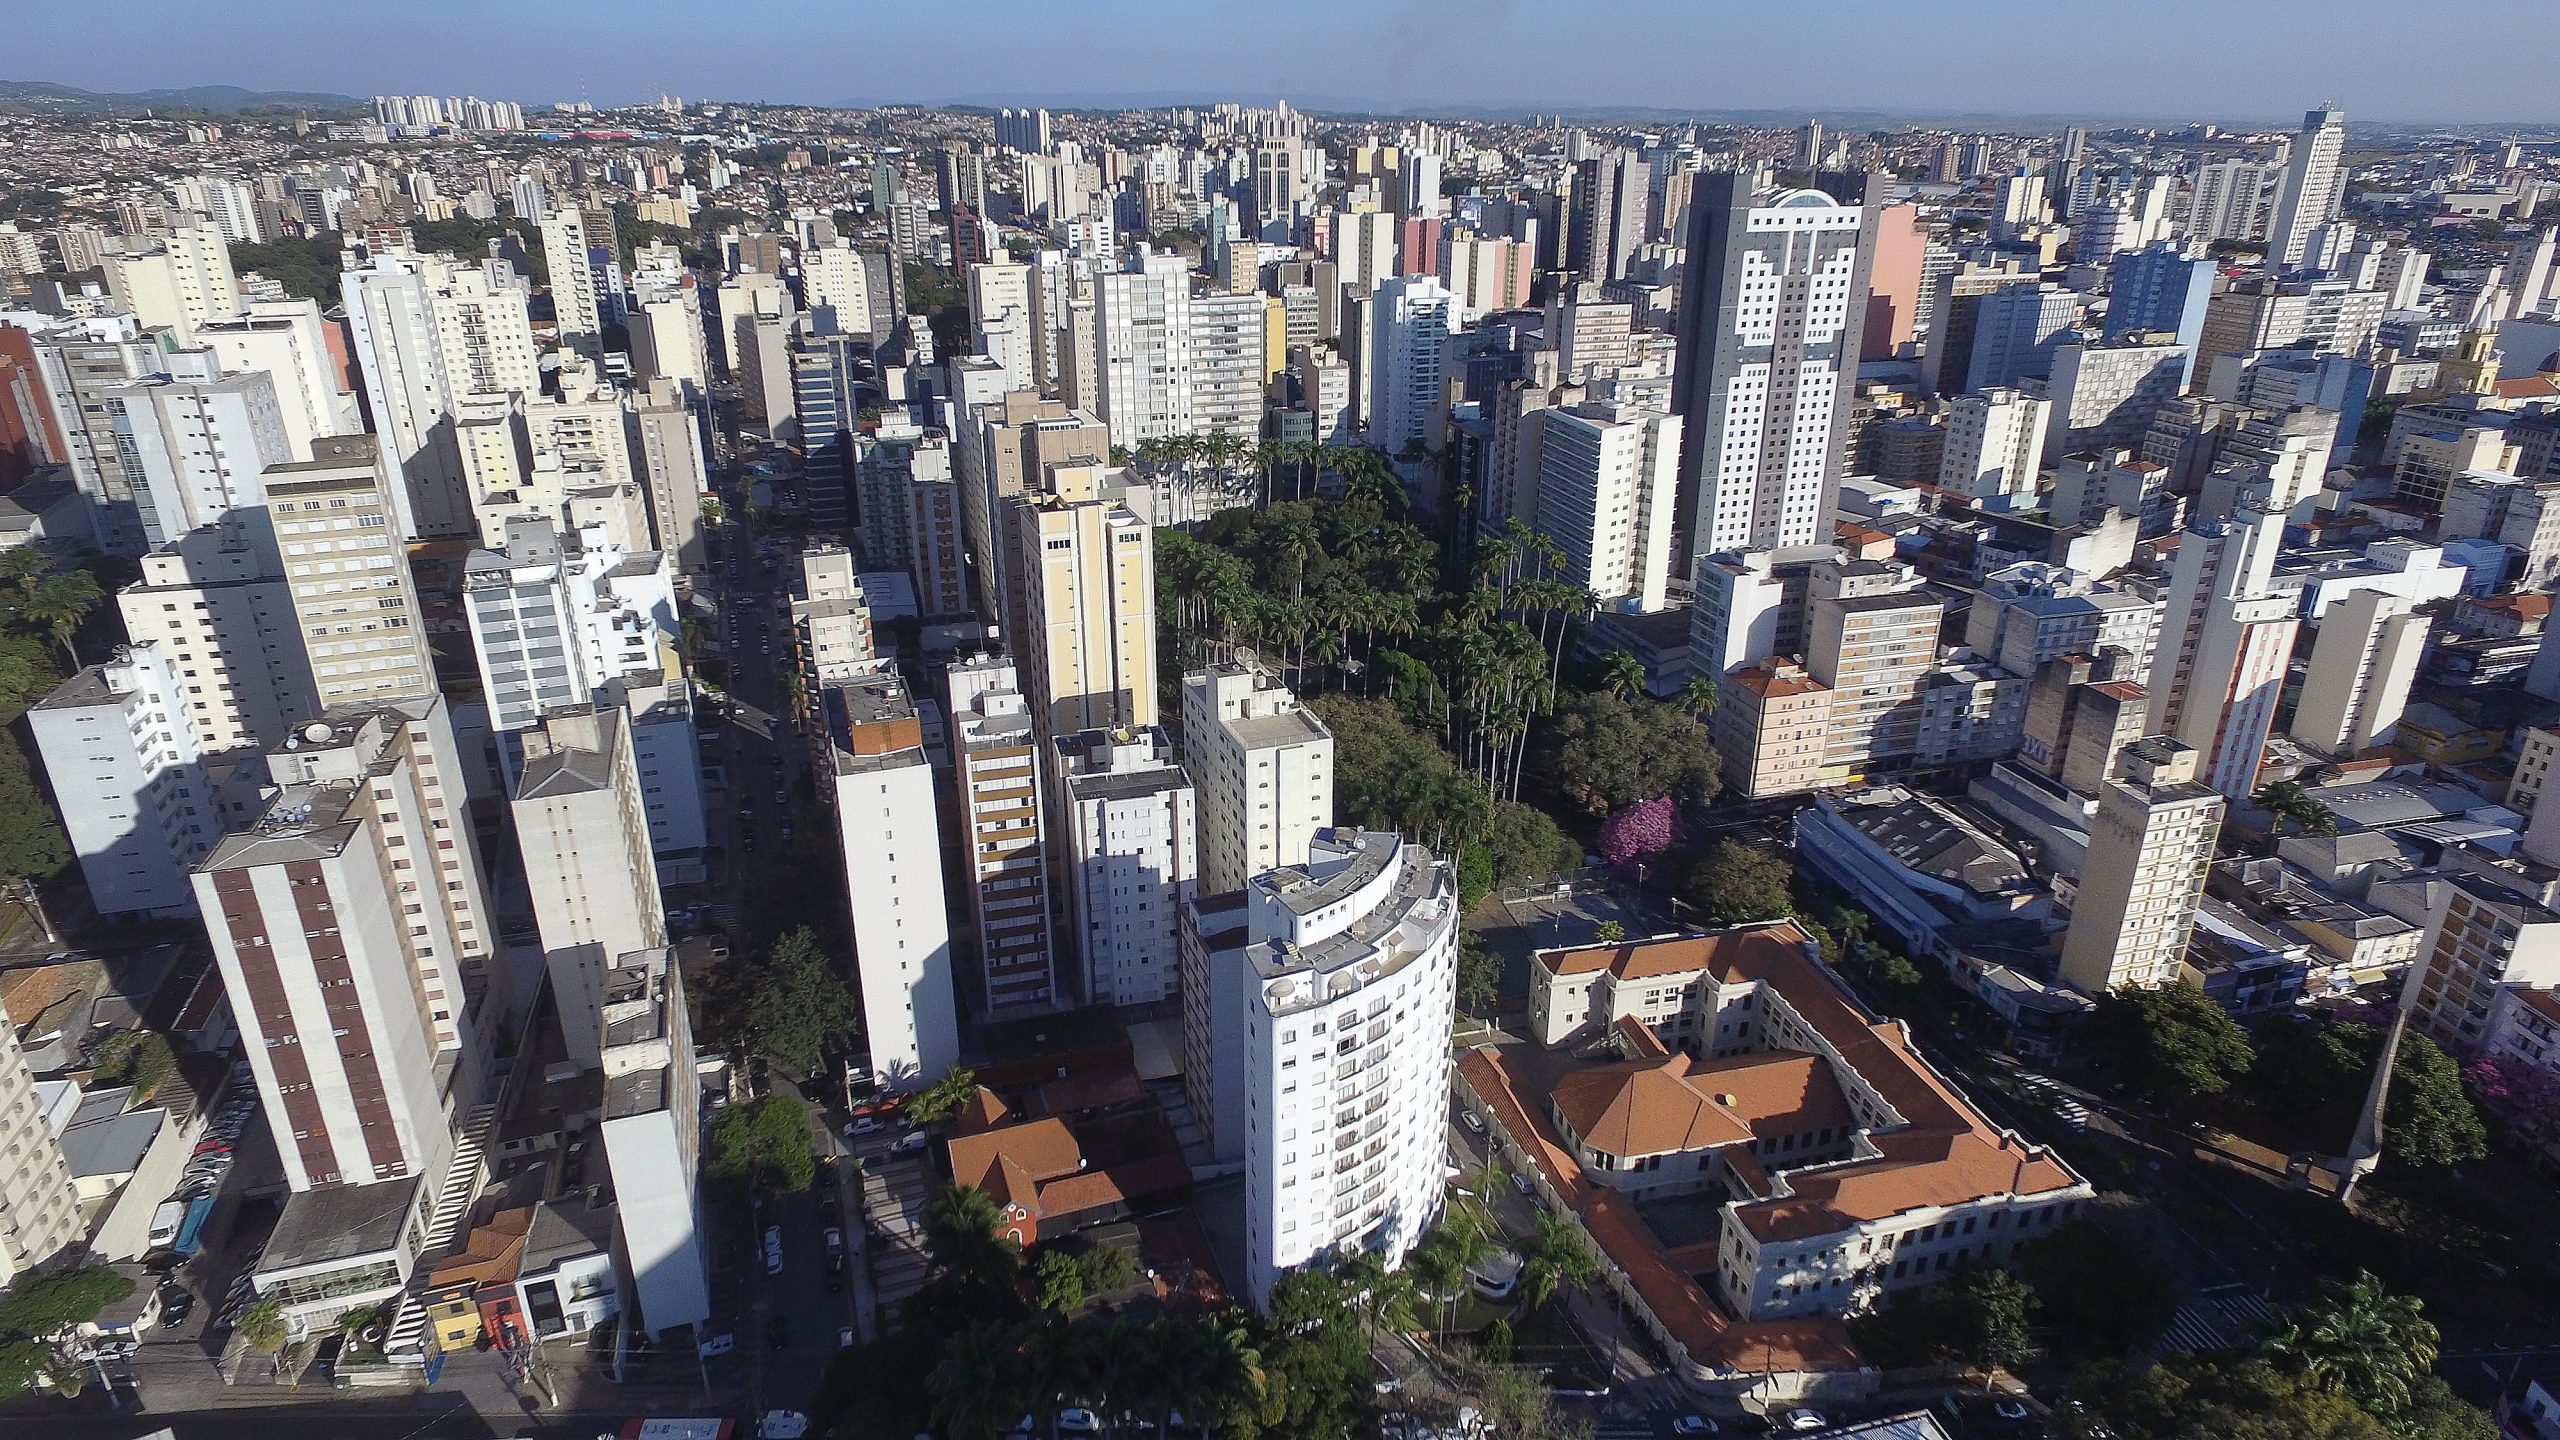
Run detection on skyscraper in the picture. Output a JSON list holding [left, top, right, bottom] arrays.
[[510, 704, 670, 1069], [2268, 105, 2348, 270], [1570, 150, 1651, 286], [540, 209, 604, 354], [1671, 173, 1881, 561], [1055, 726, 1195, 1009], [1363, 272, 1457, 458], [2291, 589, 2429, 756], [822, 672, 960, 1088], [1184, 659, 1335, 896], [2058, 737, 2225, 994], [2147, 491, 2297, 799], [1533, 400, 1683, 613], [1239, 829, 1456, 1310], [1008, 461, 1157, 736], [947, 655, 1061, 1016]]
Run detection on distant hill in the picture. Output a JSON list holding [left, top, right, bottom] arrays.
[[0, 79, 364, 116]]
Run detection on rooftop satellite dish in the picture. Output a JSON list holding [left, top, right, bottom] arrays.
[[303, 722, 334, 743]]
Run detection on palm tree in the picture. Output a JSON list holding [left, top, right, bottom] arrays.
[[25, 570, 101, 669], [1334, 1248, 1418, 1346], [925, 1183, 1023, 1298], [933, 1320, 1036, 1440], [1597, 647, 1647, 701], [1674, 675, 1719, 722], [2253, 779, 2339, 838], [2262, 1270, 2439, 1420], [1519, 1211, 1601, 1311], [236, 1298, 290, 1355]]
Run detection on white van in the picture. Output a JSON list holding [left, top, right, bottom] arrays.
[[148, 1200, 186, 1249]]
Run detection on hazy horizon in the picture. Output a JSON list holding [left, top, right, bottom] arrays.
[[9, 0, 2560, 127]]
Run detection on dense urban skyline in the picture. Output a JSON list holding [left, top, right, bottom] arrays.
[[7, 0, 2560, 124]]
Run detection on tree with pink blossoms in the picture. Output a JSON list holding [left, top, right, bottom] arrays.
[[2464, 1054, 2560, 1144], [1595, 795, 1681, 873]]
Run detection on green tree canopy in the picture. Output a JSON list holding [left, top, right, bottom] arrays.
[[730, 926, 858, 1080], [903, 1067, 983, 1126], [704, 1095, 816, 1193], [1532, 691, 1719, 815], [2015, 1220, 2182, 1361], [2254, 1019, 2486, 1167], [93, 1029, 178, 1103], [1687, 840, 1795, 926], [2263, 1270, 2442, 1423], [2081, 982, 2255, 1109]]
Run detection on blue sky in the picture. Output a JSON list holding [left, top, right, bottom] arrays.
[[13, 0, 2560, 124]]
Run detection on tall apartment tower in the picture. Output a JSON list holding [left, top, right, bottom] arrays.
[[510, 704, 670, 1069], [1938, 388, 2050, 505], [196, 711, 493, 1191], [1804, 557, 1942, 780], [956, 393, 1110, 621], [105, 364, 295, 549], [823, 673, 959, 1088], [1570, 150, 1652, 285], [0, 993, 85, 1286], [2059, 737, 2226, 995], [2146, 491, 2297, 799], [947, 656, 1061, 1016], [1672, 173, 1881, 562], [595, 947, 711, 1336], [115, 437, 435, 754], [199, 297, 366, 459], [1364, 273, 1458, 459], [540, 209, 604, 354], [1009, 461, 1157, 737], [1183, 659, 1336, 896], [271, 438, 439, 708], [1055, 726, 1196, 1009], [100, 223, 241, 344], [1533, 400, 1683, 613], [1240, 829, 1457, 1309], [2269, 105, 2348, 270], [1095, 247, 1196, 452], [2291, 589, 2430, 756], [28, 643, 214, 919]]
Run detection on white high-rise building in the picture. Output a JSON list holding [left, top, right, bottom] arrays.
[[199, 298, 365, 459], [947, 656, 1061, 1016], [2268, 105, 2348, 270], [2147, 490, 2297, 799], [511, 704, 670, 1069], [1337, 209, 1400, 304], [0, 993, 84, 1287], [1095, 247, 1196, 451], [1184, 659, 1335, 896], [342, 252, 542, 538], [463, 516, 678, 736], [198, 698, 491, 1192], [1365, 273, 1457, 458], [2291, 589, 2429, 756], [541, 209, 604, 354], [822, 672, 960, 1089], [1938, 387, 2050, 505], [28, 643, 214, 919], [1055, 726, 1195, 1009], [806, 242, 879, 335], [594, 946, 711, 1337], [1188, 291, 1269, 440], [1240, 828, 1456, 1309], [1672, 174, 1879, 560], [1534, 400, 1682, 613], [101, 223, 241, 345], [2185, 158, 2286, 245], [104, 365, 295, 547], [2058, 737, 2225, 995]]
